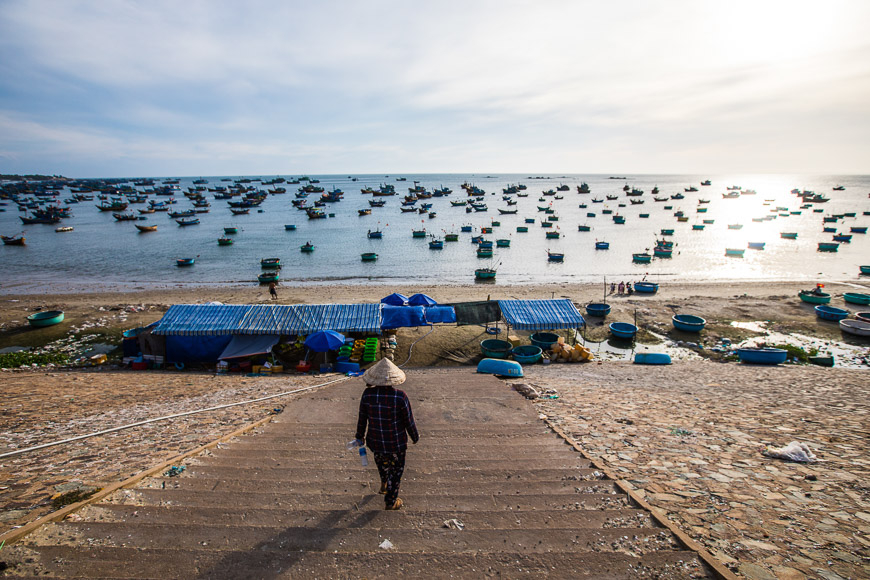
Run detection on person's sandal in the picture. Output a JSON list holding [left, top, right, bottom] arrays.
[[385, 498, 403, 510], [379, 482, 387, 495]]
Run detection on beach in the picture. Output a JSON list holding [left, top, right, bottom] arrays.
[[1, 279, 868, 579]]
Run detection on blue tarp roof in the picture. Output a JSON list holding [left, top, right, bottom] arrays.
[[498, 299, 585, 330], [153, 303, 383, 336], [380, 305, 457, 328]]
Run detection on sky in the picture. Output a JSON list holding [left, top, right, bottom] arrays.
[[1, 0, 869, 177]]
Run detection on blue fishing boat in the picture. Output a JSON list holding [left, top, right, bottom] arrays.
[[511, 345, 542, 364], [585, 303, 611, 317], [27, 310, 65, 328], [815, 305, 849, 321], [412, 229, 427, 238], [672, 314, 706, 332], [176, 217, 200, 226], [747, 242, 766, 250], [832, 234, 852, 242], [725, 248, 745, 257], [817, 242, 839, 252], [861, 265, 870, 275], [460, 225, 473, 232], [609, 322, 638, 339], [361, 252, 378, 262], [595, 241, 609, 250], [823, 226, 837, 233], [780, 232, 797, 239], [578, 225, 591, 231], [429, 239, 444, 249], [477, 358, 523, 377], [634, 352, 671, 365], [284, 224, 297, 230], [843, 293, 870, 306], [474, 268, 496, 280], [367, 230, 383, 239], [632, 253, 652, 263], [692, 224, 705, 231], [516, 226, 528, 232], [525, 218, 536, 223], [176, 258, 195, 267], [737, 348, 788, 365], [301, 242, 315, 252], [547, 251, 564, 262], [496, 239, 511, 247], [660, 229, 674, 236], [851, 226, 867, 234]]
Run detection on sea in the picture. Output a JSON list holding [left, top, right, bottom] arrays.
[[1, 173, 868, 293]]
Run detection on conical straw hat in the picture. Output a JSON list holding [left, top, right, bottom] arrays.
[[362, 358, 406, 386]]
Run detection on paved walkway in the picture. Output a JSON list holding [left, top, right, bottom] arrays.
[[6, 369, 720, 578]]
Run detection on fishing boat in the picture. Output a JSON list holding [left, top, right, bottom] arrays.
[[27, 310, 65, 327], [1, 234, 25, 245], [429, 239, 444, 249], [843, 293, 870, 306], [634, 352, 672, 365], [511, 345, 543, 364], [672, 314, 706, 332], [817, 242, 839, 252], [541, 221, 553, 228], [585, 303, 611, 317], [176, 258, 195, 267], [477, 247, 494, 257], [55, 226, 74, 233], [725, 248, 745, 257], [112, 212, 139, 221], [412, 229, 427, 238], [260, 257, 281, 269], [578, 225, 591, 231], [231, 208, 251, 215], [496, 239, 511, 247], [217, 237, 234, 246], [546, 251, 564, 262], [737, 348, 788, 365], [653, 246, 672, 258], [258, 271, 280, 284], [832, 185, 845, 191], [138, 208, 155, 214], [780, 232, 798, 239], [481, 226, 493, 234], [660, 229, 674, 236], [632, 253, 652, 263], [358, 209, 372, 216], [839, 319, 870, 337], [516, 226, 528, 233], [702, 219, 714, 224], [857, 312, 870, 323], [639, 213, 650, 218], [367, 229, 384, 239], [223, 227, 238, 234], [445, 233, 459, 242], [301, 243, 315, 252], [475, 268, 497, 280], [135, 224, 157, 233], [832, 234, 852, 242], [747, 242, 766, 250], [612, 215, 626, 224], [798, 289, 831, 304], [815, 305, 849, 321], [692, 224, 705, 231], [850, 226, 867, 234], [634, 282, 658, 294], [361, 252, 378, 262], [545, 231, 560, 239], [586, 212, 596, 218], [727, 223, 743, 230], [822, 227, 837, 233], [696, 206, 707, 213], [609, 322, 638, 338], [595, 241, 609, 250], [498, 208, 518, 214], [176, 217, 200, 226], [861, 265, 870, 275]]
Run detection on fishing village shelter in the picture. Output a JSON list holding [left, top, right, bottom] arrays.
[[135, 298, 584, 364]]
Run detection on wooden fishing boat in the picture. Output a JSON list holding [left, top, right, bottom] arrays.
[[780, 232, 798, 239], [176, 217, 200, 226], [138, 208, 155, 214], [817, 242, 839, 252], [300, 243, 315, 252], [284, 224, 297, 230], [258, 271, 280, 284], [498, 208, 518, 214], [217, 237, 234, 246], [230, 208, 250, 215], [547, 251, 564, 262], [361, 252, 378, 262], [727, 224, 743, 230], [815, 305, 849, 321], [477, 247, 493, 257], [223, 227, 238, 234], [843, 293, 870, 306], [134, 224, 157, 233], [660, 229, 674, 236], [496, 239, 511, 247], [585, 303, 611, 317], [429, 239, 444, 249], [445, 233, 459, 241], [702, 219, 714, 224], [578, 225, 591, 231], [861, 265, 870, 275], [737, 347, 788, 365], [367, 230, 383, 239], [112, 212, 138, 221], [412, 229, 427, 238], [609, 322, 637, 339], [798, 290, 831, 304], [176, 258, 195, 267], [672, 314, 706, 332], [633, 282, 658, 294], [851, 226, 868, 234], [475, 268, 497, 280], [692, 224, 705, 231], [2, 234, 25, 245], [595, 241, 609, 250], [823, 226, 837, 233], [838, 319, 870, 337], [808, 355, 834, 367], [832, 234, 852, 242], [632, 253, 652, 263], [653, 247, 672, 258], [545, 231, 560, 239], [516, 226, 528, 233], [747, 242, 765, 250], [634, 352, 671, 365], [260, 258, 281, 268], [27, 310, 65, 327], [725, 248, 745, 257]]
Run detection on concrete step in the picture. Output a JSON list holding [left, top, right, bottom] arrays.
[[261, 424, 557, 438], [142, 476, 620, 496], [34, 521, 680, 554], [187, 455, 595, 470], [83, 504, 658, 530], [112, 489, 634, 511], [200, 445, 581, 461], [20, 545, 712, 578], [223, 440, 574, 454], [171, 465, 607, 483]]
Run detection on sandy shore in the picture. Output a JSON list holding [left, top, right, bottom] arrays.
[[0, 279, 868, 578]]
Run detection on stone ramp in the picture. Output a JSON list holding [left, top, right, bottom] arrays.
[[5, 368, 720, 579]]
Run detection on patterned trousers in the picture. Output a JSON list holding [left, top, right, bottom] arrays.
[[373, 450, 406, 507]]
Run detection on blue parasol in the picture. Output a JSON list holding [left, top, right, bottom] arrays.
[[381, 293, 409, 306], [303, 330, 346, 352], [408, 293, 437, 306]]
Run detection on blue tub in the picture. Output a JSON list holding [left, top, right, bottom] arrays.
[[477, 358, 523, 377], [585, 303, 611, 317], [634, 352, 672, 365], [815, 305, 849, 321], [480, 339, 513, 358], [529, 332, 560, 350], [511, 345, 542, 364], [609, 322, 638, 338], [672, 314, 706, 333], [737, 348, 788, 365]]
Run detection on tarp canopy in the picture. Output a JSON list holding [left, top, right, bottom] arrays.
[[166, 335, 232, 364], [448, 301, 501, 326], [498, 299, 585, 330], [218, 334, 280, 360], [380, 305, 457, 328], [408, 293, 437, 306], [380, 293, 409, 306], [153, 303, 383, 336]]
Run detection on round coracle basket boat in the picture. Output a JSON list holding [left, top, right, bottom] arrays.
[[27, 310, 65, 328], [737, 347, 788, 365], [511, 345, 543, 364], [529, 332, 560, 350], [672, 314, 706, 333], [480, 339, 513, 359]]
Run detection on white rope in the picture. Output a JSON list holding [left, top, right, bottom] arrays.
[[0, 375, 350, 459], [398, 325, 436, 367]]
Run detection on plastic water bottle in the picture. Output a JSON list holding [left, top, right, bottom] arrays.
[[359, 447, 369, 467], [346, 439, 368, 466]]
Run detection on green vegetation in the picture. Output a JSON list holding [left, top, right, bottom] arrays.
[[0, 351, 69, 368], [770, 343, 818, 363], [51, 487, 100, 510]]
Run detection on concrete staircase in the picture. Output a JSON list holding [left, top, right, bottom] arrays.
[[8, 369, 716, 578]]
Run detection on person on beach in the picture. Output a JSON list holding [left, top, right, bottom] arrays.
[[268, 282, 278, 300], [355, 358, 419, 510], [626, 282, 633, 295], [610, 282, 616, 294], [618, 281, 625, 294]]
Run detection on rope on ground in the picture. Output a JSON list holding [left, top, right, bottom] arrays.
[[398, 324, 436, 367], [0, 375, 351, 460]]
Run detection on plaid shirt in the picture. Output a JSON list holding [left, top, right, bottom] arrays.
[[355, 386, 419, 454]]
